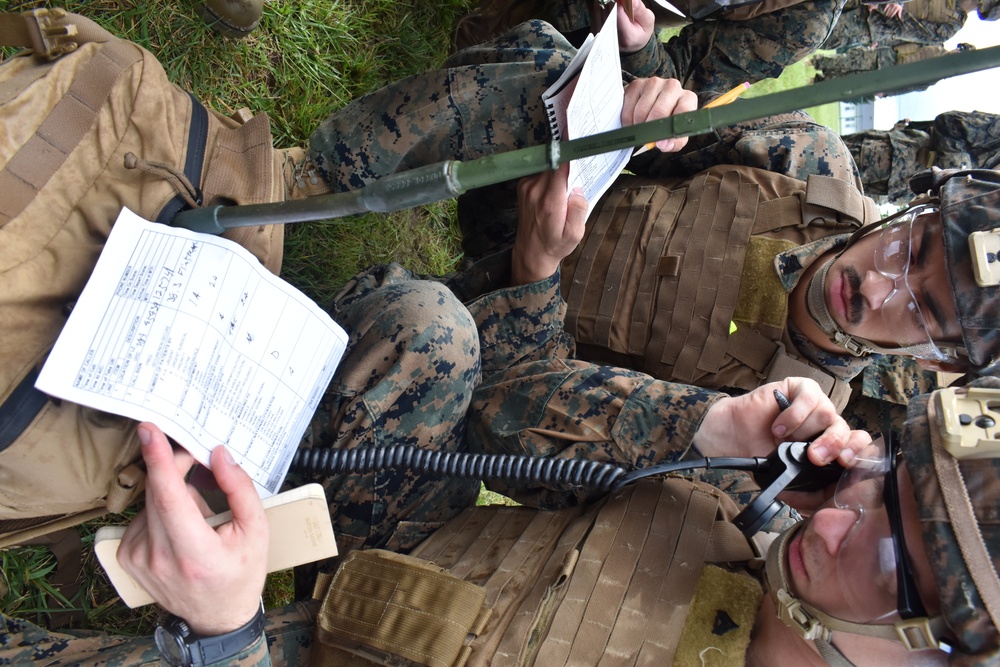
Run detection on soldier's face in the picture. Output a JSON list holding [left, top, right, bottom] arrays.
[[784, 459, 940, 626], [825, 210, 962, 360]]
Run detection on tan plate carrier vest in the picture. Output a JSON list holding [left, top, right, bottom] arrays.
[[312, 477, 764, 667], [561, 166, 881, 412]]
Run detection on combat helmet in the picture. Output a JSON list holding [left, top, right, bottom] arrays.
[[910, 168, 1000, 375], [804, 168, 1000, 374], [899, 378, 1000, 665], [762, 379, 1000, 666], [976, 0, 1000, 20]]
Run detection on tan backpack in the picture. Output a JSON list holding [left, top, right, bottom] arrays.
[[0, 8, 287, 549]]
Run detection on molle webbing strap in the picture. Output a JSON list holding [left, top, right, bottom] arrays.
[[754, 193, 806, 234], [0, 39, 142, 227], [928, 395, 1000, 628], [629, 187, 686, 354], [564, 187, 629, 340], [593, 186, 654, 347], [648, 171, 758, 382], [534, 479, 723, 666], [804, 174, 878, 227], [726, 326, 852, 412], [478, 509, 593, 665], [409, 504, 590, 666]]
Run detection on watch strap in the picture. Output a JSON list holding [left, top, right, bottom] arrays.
[[191, 599, 266, 667]]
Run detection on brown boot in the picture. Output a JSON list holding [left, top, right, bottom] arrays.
[[196, 0, 263, 38]]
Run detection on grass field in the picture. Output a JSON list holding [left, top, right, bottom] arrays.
[[1, 0, 842, 636]]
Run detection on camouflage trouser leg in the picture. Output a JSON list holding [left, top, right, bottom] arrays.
[[657, 0, 845, 92], [637, 111, 862, 185], [812, 48, 877, 80], [866, 13, 963, 50], [304, 275, 483, 557], [309, 20, 575, 258], [309, 20, 573, 191], [933, 110, 1000, 169], [0, 603, 317, 666], [819, 6, 872, 51]]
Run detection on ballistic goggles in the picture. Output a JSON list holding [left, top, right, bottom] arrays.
[[832, 434, 927, 624], [870, 204, 959, 363]]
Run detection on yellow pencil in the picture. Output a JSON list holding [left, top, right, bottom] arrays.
[[633, 81, 750, 156]]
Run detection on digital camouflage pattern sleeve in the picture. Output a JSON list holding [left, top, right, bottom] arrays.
[[463, 270, 724, 509], [619, 0, 846, 96]]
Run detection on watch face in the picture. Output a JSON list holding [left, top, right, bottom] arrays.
[[155, 624, 191, 667]]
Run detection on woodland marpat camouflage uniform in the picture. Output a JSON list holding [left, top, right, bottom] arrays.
[[821, 0, 967, 52], [0, 278, 483, 666], [310, 21, 921, 427], [452, 0, 847, 95], [844, 110, 1000, 206], [0, 252, 783, 667]]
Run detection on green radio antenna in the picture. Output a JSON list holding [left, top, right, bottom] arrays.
[[174, 45, 1000, 234]]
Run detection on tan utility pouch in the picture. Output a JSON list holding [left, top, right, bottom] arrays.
[[314, 478, 760, 666], [316, 550, 490, 667]]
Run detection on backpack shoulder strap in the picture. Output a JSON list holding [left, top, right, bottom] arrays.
[[0, 37, 143, 227]]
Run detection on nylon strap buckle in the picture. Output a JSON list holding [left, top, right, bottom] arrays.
[[774, 588, 831, 642], [895, 617, 939, 652], [27, 8, 79, 60]]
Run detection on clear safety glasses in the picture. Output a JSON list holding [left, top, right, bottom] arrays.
[[832, 434, 927, 623], [871, 204, 955, 362]]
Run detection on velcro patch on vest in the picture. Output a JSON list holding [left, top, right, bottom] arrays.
[[733, 236, 796, 331], [673, 564, 762, 667]]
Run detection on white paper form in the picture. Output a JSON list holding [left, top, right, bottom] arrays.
[[564, 9, 631, 220], [36, 208, 348, 496]]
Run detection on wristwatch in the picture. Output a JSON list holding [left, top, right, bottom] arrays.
[[154, 599, 266, 667]]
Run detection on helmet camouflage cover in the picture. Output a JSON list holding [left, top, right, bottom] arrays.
[[902, 377, 1000, 665], [909, 168, 1000, 373]]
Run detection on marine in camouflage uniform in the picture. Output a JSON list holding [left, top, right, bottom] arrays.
[[812, 42, 956, 85], [454, 0, 847, 95], [821, 0, 967, 52], [309, 20, 926, 433], [844, 110, 1000, 206], [0, 224, 791, 666]]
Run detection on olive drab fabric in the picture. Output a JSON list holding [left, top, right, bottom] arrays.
[[313, 477, 761, 667], [560, 166, 878, 411], [0, 8, 285, 547]]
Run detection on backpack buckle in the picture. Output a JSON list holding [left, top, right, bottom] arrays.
[[27, 8, 79, 60]]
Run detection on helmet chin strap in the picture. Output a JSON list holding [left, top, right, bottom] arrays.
[[763, 524, 948, 664], [803, 257, 945, 359]]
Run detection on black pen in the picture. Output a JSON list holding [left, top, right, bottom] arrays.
[[773, 389, 791, 412]]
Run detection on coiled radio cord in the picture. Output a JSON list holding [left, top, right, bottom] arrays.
[[289, 444, 774, 496]]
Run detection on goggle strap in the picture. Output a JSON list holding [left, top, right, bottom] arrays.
[[815, 637, 857, 667], [765, 525, 948, 653]]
